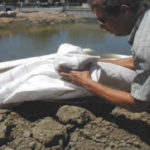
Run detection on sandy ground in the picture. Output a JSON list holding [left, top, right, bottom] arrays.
[[0, 12, 150, 150], [0, 96, 150, 150]]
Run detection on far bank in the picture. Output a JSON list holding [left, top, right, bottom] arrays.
[[0, 11, 87, 29]]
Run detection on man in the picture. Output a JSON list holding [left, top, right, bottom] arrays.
[[58, 0, 150, 112]]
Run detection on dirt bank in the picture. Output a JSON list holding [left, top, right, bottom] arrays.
[[0, 96, 150, 150], [0, 11, 85, 28]]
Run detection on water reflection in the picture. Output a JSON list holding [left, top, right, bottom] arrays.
[[0, 22, 131, 62]]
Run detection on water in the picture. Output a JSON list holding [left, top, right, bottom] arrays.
[[0, 22, 131, 62]]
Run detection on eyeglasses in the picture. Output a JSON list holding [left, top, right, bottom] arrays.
[[97, 17, 107, 25]]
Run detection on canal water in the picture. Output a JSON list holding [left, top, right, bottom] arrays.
[[0, 22, 131, 62]]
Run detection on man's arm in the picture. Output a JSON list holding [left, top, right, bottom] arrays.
[[99, 57, 134, 70], [59, 69, 149, 112], [83, 78, 149, 112]]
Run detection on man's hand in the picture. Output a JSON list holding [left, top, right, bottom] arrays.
[[57, 67, 92, 87]]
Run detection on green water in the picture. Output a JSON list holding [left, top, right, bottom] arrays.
[[0, 22, 131, 62]]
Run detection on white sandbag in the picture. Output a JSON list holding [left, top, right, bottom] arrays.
[[54, 43, 100, 70], [0, 54, 56, 72], [0, 43, 136, 106], [96, 62, 136, 91]]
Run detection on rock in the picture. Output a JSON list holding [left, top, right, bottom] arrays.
[[23, 130, 31, 138], [32, 117, 67, 147], [56, 105, 96, 125]]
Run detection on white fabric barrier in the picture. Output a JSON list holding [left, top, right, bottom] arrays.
[[0, 43, 136, 107]]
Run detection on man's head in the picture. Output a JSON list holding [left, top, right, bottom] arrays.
[[89, 0, 150, 36]]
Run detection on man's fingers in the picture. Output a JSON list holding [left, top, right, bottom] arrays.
[[60, 74, 73, 83], [59, 72, 75, 82], [59, 72, 69, 77], [56, 66, 71, 73]]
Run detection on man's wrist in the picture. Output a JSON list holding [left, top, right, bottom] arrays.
[[82, 79, 96, 91]]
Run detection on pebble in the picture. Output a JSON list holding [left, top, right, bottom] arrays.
[[28, 141, 36, 148], [23, 130, 31, 138]]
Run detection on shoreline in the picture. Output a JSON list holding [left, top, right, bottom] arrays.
[[0, 11, 86, 29]]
